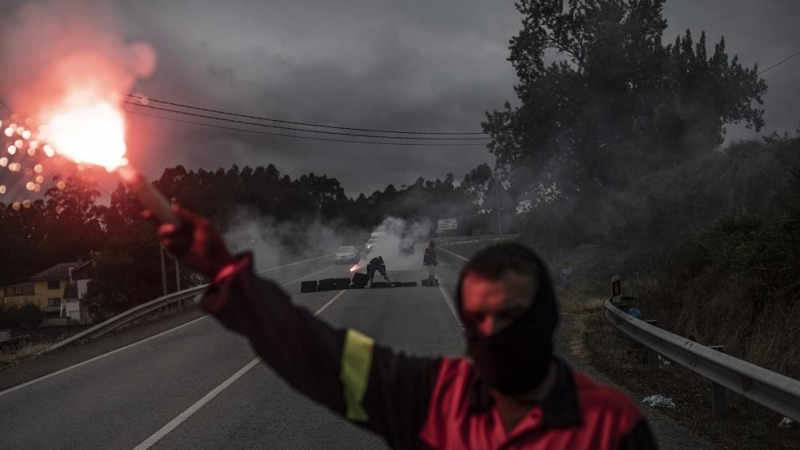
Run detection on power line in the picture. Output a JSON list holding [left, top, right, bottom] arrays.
[[124, 101, 488, 141], [128, 109, 490, 147], [759, 50, 800, 75], [125, 93, 486, 136]]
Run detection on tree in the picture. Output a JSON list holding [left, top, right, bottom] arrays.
[[16, 302, 44, 328], [85, 220, 163, 320], [483, 0, 767, 202], [460, 163, 494, 207], [41, 175, 106, 265]]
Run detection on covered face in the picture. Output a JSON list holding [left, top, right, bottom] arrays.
[[456, 243, 559, 396]]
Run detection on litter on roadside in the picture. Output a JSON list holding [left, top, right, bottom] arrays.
[[778, 417, 795, 429], [628, 308, 641, 318], [642, 395, 676, 409]]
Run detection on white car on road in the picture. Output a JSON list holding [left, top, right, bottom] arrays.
[[335, 246, 360, 264]]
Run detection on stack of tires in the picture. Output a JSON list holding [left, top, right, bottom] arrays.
[[351, 272, 369, 289]]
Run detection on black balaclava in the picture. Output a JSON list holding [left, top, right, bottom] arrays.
[[456, 243, 559, 396]]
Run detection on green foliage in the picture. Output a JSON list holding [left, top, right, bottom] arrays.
[[640, 194, 800, 376], [0, 302, 44, 329], [0, 175, 105, 287], [82, 220, 165, 321], [16, 302, 44, 328], [0, 303, 19, 328]]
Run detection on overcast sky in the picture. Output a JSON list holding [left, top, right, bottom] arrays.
[[4, 0, 800, 198]]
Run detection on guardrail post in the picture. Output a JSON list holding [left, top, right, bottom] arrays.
[[644, 319, 659, 370], [611, 275, 622, 305], [709, 345, 727, 422]]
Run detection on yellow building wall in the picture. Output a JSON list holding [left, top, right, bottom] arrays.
[[3, 280, 67, 312]]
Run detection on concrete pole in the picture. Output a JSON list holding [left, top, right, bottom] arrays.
[[171, 197, 180, 293], [160, 245, 167, 296], [496, 177, 503, 235]]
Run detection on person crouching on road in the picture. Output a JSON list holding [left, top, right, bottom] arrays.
[[423, 240, 438, 286], [367, 256, 390, 285], [154, 205, 658, 450]]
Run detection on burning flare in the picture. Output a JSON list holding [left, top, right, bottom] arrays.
[[34, 89, 178, 225], [42, 92, 127, 171]]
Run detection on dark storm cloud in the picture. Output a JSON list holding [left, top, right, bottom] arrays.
[[113, 0, 519, 196], [3, 1, 795, 197]]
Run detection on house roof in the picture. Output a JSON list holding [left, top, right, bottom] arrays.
[[70, 259, 95, 280], [30, 262, 80, 281]]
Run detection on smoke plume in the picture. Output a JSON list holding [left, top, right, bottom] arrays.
[[0, 0, 156, 121]]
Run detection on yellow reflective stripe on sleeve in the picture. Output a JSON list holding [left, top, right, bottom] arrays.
[[340, 328, 375, 422]]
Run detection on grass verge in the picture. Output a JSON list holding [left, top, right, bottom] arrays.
[[576, 291, 800, 449]]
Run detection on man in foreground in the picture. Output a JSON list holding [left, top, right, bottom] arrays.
[[156, 205, 657, 449]]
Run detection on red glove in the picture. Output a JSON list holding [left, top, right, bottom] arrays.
[[151, 205, 235, 280]]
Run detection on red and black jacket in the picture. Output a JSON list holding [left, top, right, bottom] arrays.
[[202, 254, 657, 450]]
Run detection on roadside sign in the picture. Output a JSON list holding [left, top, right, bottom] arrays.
[[437, 218, 457, 232]]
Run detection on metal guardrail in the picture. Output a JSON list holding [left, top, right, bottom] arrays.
[[605, 298, 800, 422], [47, 254, 333, 352], [436, 236, 519, 263], [438, 247, 469, 262], [424, 234, 519, 246]]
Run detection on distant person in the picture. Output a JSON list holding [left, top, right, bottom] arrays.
[[423, 240, 438, 285], [154, 205, 657, 449], [367, 256, 390, 285], [560, 263, 573, 290]]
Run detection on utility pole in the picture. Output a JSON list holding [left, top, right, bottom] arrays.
[[172, 197, 180, 292], [496, 177, 503, 236], [160, 245, 167, 296]]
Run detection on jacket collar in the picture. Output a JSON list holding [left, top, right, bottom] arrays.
[[469, 358, 582, 429]]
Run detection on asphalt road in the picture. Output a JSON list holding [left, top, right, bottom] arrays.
[[0, 247, 464, 450], [0, 242, 713, 449]]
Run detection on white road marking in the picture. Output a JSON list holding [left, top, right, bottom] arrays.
[[0, 316, 209, 398], [132, 288, 347, 450], [0, 265, 335, 398], [132, 358, 261, 450], [314, 290, 348, 316], [437, 283, 464, 328]]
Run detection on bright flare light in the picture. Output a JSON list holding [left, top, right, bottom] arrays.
[[350, 264, 359, 273], [43, 97, 128, 172]]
